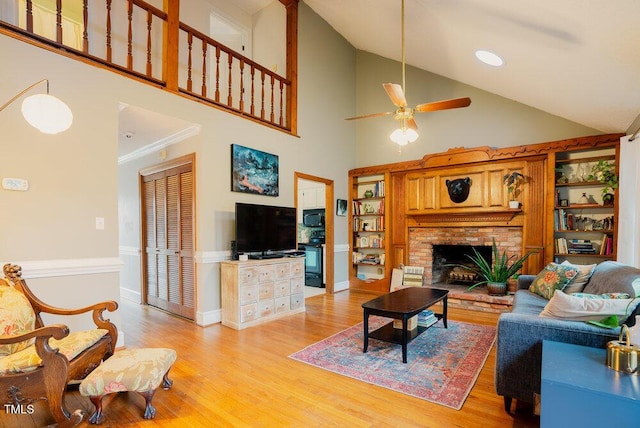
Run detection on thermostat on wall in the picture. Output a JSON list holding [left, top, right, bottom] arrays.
[[2, 177, 29, 191]]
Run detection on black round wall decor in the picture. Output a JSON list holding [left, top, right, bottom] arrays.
[[445, 177, 471, 203]]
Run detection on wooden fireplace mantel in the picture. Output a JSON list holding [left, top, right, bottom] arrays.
[[409, 208, 522, 227]]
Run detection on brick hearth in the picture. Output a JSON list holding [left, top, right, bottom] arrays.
[[408, 226, 524, 313]]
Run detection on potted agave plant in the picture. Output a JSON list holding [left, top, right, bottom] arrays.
[[449, 238, 533, 295]]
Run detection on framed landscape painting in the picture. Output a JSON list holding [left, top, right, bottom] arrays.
[[231, 144, 279, 196]]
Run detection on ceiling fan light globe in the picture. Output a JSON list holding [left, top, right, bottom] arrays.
[[390, 128, 417, 145], [21, 94, 73, 134], [406, 128, 418, 142]]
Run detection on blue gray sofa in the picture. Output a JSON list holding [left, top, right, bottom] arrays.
[[495, 261, 640, 412]]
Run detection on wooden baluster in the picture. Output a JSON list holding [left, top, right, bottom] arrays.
[[82, 0, 88, 53], [239, 59, 245, 112], [260, 70, 265, 120], [279, 80, 284, 126], [201, 39, 207, 98], [250, 66, 256, 116], [146, 10, 152, 76], [26, 0, 33, 33], [186, 32, 193, 92], [270, 75, 275, 123], [227, 54, 233, 107], [127, 0, 133, 70], [106, 0, 112, 62], [56, 0, 62, 43], [214, 46, 220, 102]]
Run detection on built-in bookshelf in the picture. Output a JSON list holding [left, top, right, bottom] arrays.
[[553, 148, 618, 263], [350, 173, 389, 285]]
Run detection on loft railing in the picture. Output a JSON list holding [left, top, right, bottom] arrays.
[[0, 0, 298, 133]]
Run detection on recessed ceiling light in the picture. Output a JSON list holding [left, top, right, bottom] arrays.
[[475, 50, 504, 67]]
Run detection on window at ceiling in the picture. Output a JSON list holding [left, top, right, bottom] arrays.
[[18, 0, 82, 49]]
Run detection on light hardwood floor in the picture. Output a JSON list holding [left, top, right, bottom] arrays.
[[6, 291, 539, 427]]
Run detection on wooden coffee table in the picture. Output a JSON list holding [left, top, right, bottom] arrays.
[[362, 287, 448, 363]]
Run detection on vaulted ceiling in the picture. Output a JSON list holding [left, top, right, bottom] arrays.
[[121, 0, 640, 158], [303, 0, 640, 134]]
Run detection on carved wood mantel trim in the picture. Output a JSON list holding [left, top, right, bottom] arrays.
[[409, 209, 522, 227]]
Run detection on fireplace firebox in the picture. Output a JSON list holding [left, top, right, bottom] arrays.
[[431, 244, 492, 285]]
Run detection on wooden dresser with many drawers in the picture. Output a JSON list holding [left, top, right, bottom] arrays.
[[220, 258, 305, 330]]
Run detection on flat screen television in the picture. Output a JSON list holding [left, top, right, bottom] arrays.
[[235, 202, 296, 257]]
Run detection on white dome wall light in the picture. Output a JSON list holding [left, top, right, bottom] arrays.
[[1, 79, 73, 134]]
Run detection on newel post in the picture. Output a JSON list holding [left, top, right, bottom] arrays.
[[280, 0, 298, 135], [163, 0, 180, 91]]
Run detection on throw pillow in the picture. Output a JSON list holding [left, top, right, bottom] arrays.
[[540, 290, 640, 323], [571, 292, 630, 299], [582, 261, 640, 296], [560, 261, 596, 294], [529, 263, 579, 299], [0, 281, 36, 356]]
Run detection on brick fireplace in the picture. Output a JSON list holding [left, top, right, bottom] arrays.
[[408, 226, 523, 285]]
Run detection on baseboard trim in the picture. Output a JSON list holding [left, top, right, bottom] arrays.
[[334, 280, 349, 292], [197, 309, 221, 326], [120, 287, 142, 303]]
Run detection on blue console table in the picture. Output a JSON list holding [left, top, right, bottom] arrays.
[[541, 340, 640, 427]]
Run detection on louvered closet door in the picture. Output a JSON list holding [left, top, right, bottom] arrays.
[[143, 163, 194, 320]]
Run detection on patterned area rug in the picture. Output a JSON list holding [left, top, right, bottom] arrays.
[[289, 318, 496, 410]]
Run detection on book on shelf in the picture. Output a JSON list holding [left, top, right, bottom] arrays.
[[373, 180, 385, 197], [417, 309, 438, 327], [392, 309, 437, 330]]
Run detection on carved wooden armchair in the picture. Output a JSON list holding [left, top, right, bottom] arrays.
[[0, 263, 118, 425]]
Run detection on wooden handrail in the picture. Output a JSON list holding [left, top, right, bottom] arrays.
[[0, 0, 297, 134]]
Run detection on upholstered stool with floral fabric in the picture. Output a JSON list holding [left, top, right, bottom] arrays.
[[79, 347, 177, 423]]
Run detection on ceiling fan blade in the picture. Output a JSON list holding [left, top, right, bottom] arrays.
[[407, 117, 418, 131], [383, 83, 407, 107], [415, 97, 472, 113], [345, 111, 393, 121]]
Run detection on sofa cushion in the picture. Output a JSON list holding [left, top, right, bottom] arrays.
[[0, 329, 108, 374], [539, 290, 640, 323], [582, 261, 640, 296], [529, 263, 579, 299], [0, 280, 36, 356], [560, 261, 596, 294]]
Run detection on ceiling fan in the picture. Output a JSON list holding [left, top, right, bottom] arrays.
[[346, 0, 471, 145]]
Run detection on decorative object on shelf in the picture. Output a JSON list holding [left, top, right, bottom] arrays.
[[446, 238, 534, 295], [503, 171, 526, 209], [576, 163, 589, 182], [559, 199, 569, 207], [556, 166, 569, 184], [231, 144, 279, 196], [577, 193, 589, 204], [364, 189, 374, 198], [336, 199, 347, 216], [445, 177, 471, 203], [588, 160, 618, 205]]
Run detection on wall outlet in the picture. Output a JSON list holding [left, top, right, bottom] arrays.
[[95, 217, 105, 230]]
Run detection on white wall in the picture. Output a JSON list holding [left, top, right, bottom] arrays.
[[0, 2, 356, 333], [116, 1, 355, 324]]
